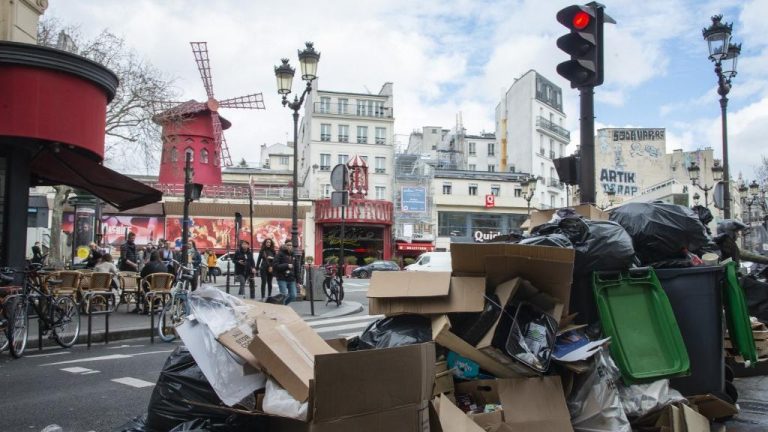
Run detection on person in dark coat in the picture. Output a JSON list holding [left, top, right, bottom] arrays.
[[255, 238, 277, 299], [274, 240, 297, 305], [85, 242, 103, 268], [137, 251, 169, 314], [31, 242, 44, 264], [234, 240, 256, 299], [120, 232, 139, 272]]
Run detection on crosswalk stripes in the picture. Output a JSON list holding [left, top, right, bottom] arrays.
[[306, 314, 381, 336]]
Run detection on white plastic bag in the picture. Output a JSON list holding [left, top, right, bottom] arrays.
[[567, 349, 631, 432], [263, 378, 308, 421], [618, 378, 685, 418]]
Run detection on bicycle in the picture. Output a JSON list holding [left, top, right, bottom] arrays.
[[2, 263, 81, 358], [157, 260, 195, 342], [0, 272, 20, 353], [322, 263, 344, 307]]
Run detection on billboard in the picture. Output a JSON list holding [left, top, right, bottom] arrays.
[[62, 214, 165, 247], [401, 186, 427, 213], [164, 217, 303, 251]]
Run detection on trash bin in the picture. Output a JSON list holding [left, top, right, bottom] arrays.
[[655, 266, 725, 400]]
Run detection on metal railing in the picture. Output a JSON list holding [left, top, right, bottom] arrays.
[[548, 177, 564, 189], [146, 183, 294, 200], [536, 116, 570, 140], [314, 102, 393, 118]]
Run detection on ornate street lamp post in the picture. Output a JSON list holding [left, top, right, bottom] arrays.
[[687, 160, 723, 207], [274, 42, 320, 273], [522, 176, 538, 215], [703, 15, 741, 219]]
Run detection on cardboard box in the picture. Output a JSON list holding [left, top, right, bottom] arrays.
[[450, 243, 575, 317], [368, 271, 486, 315], [245, 302, 337, 402], [272, 342, 436, 432], [434, 361, 456, 397], [633, 403, 711, 432], [529, 204, 608, 229], [447, 376, 573, 432], [687, 394, 739, 420], [432, 393, 486, 432]]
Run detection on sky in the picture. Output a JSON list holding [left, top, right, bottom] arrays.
[[47, 0, 768, 181]]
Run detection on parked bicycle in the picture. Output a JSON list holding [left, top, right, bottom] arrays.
[[1, 263, 80, 358], [157, 260, 195, 342], [0, 272, 20, 353], [322, 263, 344, 307]]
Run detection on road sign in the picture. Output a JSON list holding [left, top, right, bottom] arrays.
[[330, 164, 349, 191], [331, 191, 349, 208]]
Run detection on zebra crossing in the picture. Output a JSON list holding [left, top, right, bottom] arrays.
[[306, 313, 383, 338]]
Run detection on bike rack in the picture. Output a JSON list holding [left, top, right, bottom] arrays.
[[82, 291, 117, 348]]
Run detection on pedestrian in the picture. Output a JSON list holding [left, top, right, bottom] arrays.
[[85, 242, 102, 268], [186, 240, 202, 291], [205, 249, 218, 283], [158, 240, 174, 273], [256, 238, 276, 300], [275, 240, 297, 305], [139, 251, 170, 314], [31, 241, 44, 264], [119, 232, 139, 272], [234, 240, 256, 299]]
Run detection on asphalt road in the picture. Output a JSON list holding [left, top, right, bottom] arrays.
[[0, 278, 378, 432]]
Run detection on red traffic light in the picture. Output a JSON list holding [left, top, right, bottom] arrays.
[[573, 11, 590, 29]]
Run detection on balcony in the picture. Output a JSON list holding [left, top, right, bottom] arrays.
[[548, 177, 564, 189], [313, 102, 394, 119], [319, 165, 331, 171], [320, 134, 331, 142], [375, 168, 386, 174], [536, 116, 570, 140], [549, 150, 556, 159], [338, 135, 349, 143]]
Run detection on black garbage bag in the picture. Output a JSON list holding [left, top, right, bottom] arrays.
[[265, 293, 286, 304], [449, 294, 503, 347], [740, 276, 768, 324], [519, 233, 573, 248], [146, 347, 237, 431], [573, 220, 635, 275], [609, 203, 709, 264], [357, 314, 432, 350], [113, 415, 148, 432], [169, 419, 212, 432], [531, 217, 590, 245], [692, 205, 714, 234]]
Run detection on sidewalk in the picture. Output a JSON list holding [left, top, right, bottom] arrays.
[[25, 282, 362, 349]]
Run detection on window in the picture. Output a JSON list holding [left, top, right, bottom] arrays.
[[213, 151, 219, 166], [361, 155, 368, 163], [279, 156, 289, 165], [468, 184, 478, 196], [320, 96, 330, 113], [488, 165, 496, 172], [357, 126, 368, 144], [442, 183, 452, 195], [468, 164, 476, 171], [320, 123, 331, 141], [338, 154, 348, 165], [550, 195, 556, 208], [170, 147, 178, 163], [374, 101, 385, 117], [320, 153, 331, 170], [539, 135, 544, 154], [491, 185, 500, 196], [514, 188, 522, 198], [322, 184, 331, 198], [338, 98, 348, 114], [487, 143, 495, 156], [185, 147, 194, 162], [338, 124, 349, 142], [549, 112, 554, 123], [200, 148, 209, 164], [432, 128, 438, 134], [375, 186, 386, 200], [375, 127, 386, 144], [375, 157, 386, 173], [468, 142, 476, 155]]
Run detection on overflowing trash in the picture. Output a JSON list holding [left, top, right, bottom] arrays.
[[113, 202, 766, 431]]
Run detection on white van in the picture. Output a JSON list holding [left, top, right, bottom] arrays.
[[405, 252, 452, 272]]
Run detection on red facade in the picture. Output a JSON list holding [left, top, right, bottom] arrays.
[[157, 110, 229, 185]]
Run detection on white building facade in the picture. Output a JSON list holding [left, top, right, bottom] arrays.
[[258, 142, 294, 170], [496, 70, 570, 209]]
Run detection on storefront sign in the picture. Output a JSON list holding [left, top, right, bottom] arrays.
[[401, 187, 427, 213], [396, 242, 435, 252], [316, 199, 393, 225], [485, 194, 495, 208], [474, 230, 501, 243]]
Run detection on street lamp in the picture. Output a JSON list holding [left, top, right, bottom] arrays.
[[739, 180, 762, 225], [522, 176, 538, 215], [687, 160, 722, 207], [274, 42, 320, 272], [703, 14, 741, 219]]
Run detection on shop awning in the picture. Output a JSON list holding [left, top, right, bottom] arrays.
[[30, 147, 162, 211], [396, 242, 435, 252]]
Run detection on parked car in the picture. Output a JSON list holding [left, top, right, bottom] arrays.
[[210, 251, 257, 276], [404, 252, 452, 272], [351, 260, 400, 279]]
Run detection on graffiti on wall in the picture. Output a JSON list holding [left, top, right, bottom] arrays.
[[596, 128, 667, 200]]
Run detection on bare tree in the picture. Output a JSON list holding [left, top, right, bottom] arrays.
[[38, 18, 176, 265], [757, 155, 768, 186]]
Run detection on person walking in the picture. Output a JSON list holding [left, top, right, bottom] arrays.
[[119, 232, 139, 272], [255, 238, 276, 300], [31, 241, 44, 264], [186, 240, 202, 291], [274, 240, 297, 305], [234, 240, 256, 299], [205, 249, 218, 283]]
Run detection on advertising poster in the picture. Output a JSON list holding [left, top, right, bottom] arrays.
[[164, 217, 303, 251], [401, 186, 427, 213], [62, 214, 165, 247]]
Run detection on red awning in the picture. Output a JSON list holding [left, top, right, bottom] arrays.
[[396, 242, 435, 252], [30, 147, 162, 211]]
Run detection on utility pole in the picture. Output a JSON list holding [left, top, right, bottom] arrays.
[[181, 153, 193, 265]]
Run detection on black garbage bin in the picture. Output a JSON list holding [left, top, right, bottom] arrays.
[[655, 266, 726, 400]]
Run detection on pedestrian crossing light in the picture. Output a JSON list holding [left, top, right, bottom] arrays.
[[556, 2, 615, 88]]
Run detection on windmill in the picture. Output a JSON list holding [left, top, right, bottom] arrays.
[[153, 42, 265, 185]]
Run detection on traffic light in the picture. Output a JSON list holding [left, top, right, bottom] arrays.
[[556, 3, 614, 88], [185, 183, 204, 201]]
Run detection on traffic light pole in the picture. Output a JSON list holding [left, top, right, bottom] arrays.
[[579, 86, 596, 204]]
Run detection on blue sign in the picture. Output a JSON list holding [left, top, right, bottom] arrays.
[[401, 187, 426, 213]]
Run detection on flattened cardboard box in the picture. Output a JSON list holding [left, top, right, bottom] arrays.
[[451, 243, 575, 316], [271, 342, 436, 432], [529, 204, 608, 228], [368, 271, 486, 315]]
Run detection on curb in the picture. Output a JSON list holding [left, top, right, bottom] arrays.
[[303, 301, 364, 320]]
